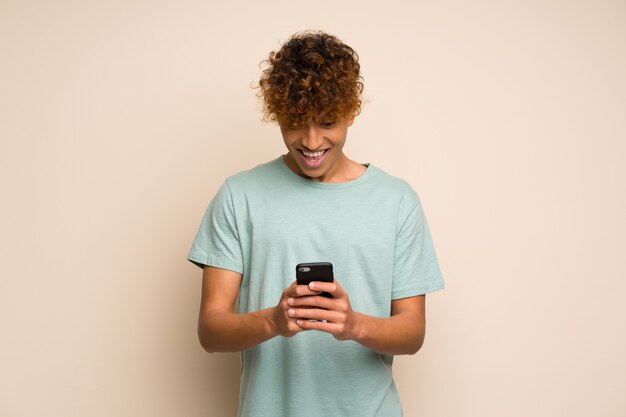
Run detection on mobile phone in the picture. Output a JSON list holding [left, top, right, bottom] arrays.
[[295, 262, 334, 298]]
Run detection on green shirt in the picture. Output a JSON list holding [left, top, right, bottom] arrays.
[[188, 156, 444, 417]]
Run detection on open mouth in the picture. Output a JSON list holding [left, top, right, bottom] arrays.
[[297, 149, 329, 168]]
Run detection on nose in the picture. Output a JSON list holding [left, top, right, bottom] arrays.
[[301, 123, 324, 150]]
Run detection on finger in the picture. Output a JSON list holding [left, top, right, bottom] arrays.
[[288, 321, 308, 334], [308, 281, 343, 296], [284, 283, 321, 298], [296, 319, 340, 334], [295, 285, 323, 297], [288, 295, 335, 309], [288, 308, 342, 322]]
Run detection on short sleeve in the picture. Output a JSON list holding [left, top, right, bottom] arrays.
[[187, 181, 244, 274], [392, 194, 445, 299]]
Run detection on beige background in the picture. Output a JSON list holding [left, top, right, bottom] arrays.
[[1, 0, 625, 416]]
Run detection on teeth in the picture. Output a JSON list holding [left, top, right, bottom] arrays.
[[302, 150, 326, 158]]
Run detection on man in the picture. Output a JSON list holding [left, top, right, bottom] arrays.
[[188, 31, 444, 417]]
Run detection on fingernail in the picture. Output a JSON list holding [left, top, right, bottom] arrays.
[[287, 297, 294, 305], [288, 309, 295, 316], [309, 282, 316, 289], [296, 320, 302, 325]]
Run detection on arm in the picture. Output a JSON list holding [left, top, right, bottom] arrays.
[[197, 265, 321, 352], [353, 296, 425, 355], [287, 280, 426, 355]]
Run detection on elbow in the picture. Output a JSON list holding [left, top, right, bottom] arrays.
[[197, 321, 217, 353], [406, 338, 424, 355], [198, 330, 213, 353], [405, 331, 425, 356], [407, 320, 426, 355]]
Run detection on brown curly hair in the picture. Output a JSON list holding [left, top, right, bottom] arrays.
[[257, 31, 364, 128]]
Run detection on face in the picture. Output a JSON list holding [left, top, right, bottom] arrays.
[[280, 117, 354, 183]]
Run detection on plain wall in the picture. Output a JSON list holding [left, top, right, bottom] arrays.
[[1, 0, 625, 416]]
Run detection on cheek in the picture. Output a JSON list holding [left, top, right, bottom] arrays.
[[284, 134, 301, 147], [331, 137, 346, 149], [282, 137, 295, 148]]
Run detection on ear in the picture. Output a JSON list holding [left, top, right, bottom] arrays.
[[346, 117, 354, 127]]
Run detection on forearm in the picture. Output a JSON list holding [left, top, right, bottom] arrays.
[[198, 307, 277, 353], [352, 311, 425, 356]]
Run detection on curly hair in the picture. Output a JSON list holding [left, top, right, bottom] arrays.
[[257, 31, 364, 128]]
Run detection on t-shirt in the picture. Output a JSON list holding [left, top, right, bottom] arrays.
[[188, 156, 444, 417]]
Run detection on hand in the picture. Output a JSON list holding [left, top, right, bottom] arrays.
[[287, 279, 362, 341], [270, 281, 322, 338]]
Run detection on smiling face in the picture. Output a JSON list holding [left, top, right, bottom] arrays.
[[280, 117, 354, 183]]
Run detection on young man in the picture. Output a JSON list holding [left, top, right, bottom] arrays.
[[188, 31, 444, 417]]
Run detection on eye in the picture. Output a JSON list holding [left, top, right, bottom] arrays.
[[320, 121, 336, 128]]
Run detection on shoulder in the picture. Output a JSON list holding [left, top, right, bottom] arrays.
[[223, 157, 283, 191], [366, 164, 422, 208]]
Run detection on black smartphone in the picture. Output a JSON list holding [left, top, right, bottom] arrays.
[[295, 262, 334, 298]]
